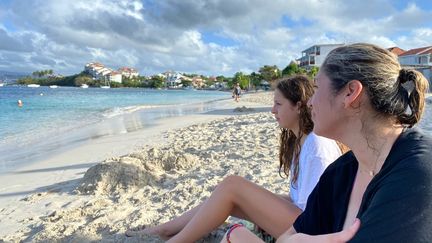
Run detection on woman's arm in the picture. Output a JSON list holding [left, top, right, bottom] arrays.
[[276, 219, 360, 243], [276, 226, 297, 242]]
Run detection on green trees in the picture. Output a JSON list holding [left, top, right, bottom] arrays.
[[181, 79, 193, 87], [281, 62, 319, 79], [259, 65, 281, 84], [308, 66, 319, 78], [232, 72, 250, 89], [249, 72, 262, 89], [282, 61, 299, 76], [74, 75, 93, 86], [149, 75, 165, 89], [122, 77, 144, 88], [32, 69, 53, 77]]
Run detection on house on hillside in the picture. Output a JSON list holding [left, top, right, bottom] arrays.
[[298, 44, 344, 70], [162, 71, 185, 88], [85, 62, 112, 80], [108, 71, 122, 83], [84, 62, 125, 83], [192, 76, 204, 88], [118, 67, 139, 79]]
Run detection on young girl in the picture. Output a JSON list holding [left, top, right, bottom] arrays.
[[126, 75, 343, 242], [224, 43, 432, 243]]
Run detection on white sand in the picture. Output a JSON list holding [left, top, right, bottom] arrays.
[[0, 92, 289, 242]]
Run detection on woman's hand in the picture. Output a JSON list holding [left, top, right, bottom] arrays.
[[277, 219, 360, 243]]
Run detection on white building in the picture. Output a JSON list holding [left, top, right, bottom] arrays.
[[118, 67, 139, 79], [84, 62, 123, 83], [162, 71, 187, 88], [298, 44, 344, 69], [399, 46, 432, 66], [398, 46, 432, 90], [108, 71, 122, 83]]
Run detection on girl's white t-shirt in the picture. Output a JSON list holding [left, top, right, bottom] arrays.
[[289, 132, 342, 210]]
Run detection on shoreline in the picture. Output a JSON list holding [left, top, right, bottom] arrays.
[[0, 88, 229, 174], [0, 91, 275, 242]]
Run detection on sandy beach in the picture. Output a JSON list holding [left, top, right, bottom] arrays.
[[0, 91, 290, 242]]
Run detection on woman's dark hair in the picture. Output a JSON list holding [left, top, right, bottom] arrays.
[[322, 43, 429, 127], [276, 75, 314, 184]]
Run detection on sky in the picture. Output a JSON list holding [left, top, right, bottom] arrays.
[[0, 0, 431, 77]]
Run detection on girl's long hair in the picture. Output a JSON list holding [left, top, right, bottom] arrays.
[[276, 75, 314, 184]]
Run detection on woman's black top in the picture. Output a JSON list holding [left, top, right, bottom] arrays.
[[293, 128, 432, 242]]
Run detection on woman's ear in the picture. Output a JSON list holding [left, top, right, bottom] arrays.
[[343, 80, 363, 109]]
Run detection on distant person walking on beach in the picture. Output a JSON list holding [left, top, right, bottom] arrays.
[[232, 83, 241, 102], [125, 75, 345, 242], [223, 43, 432, 243]]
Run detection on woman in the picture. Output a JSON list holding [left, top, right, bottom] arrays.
[[232, 83, 241, 102], [224, 43, 432, 243], [126, 75, 343, 242]]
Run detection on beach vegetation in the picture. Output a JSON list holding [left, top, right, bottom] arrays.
[[249, 71, 262, 89], [282, 61, 319, 79], [259, 65, 281, 84], [73, 74, 93, 86], [282, 61, 300, 76], [308, 66, 319, 78], [122, 77, 145, 88], [32, 69, 54, 77], [181, 79, 193, 87], [232, 72, 250, 89], [148, 75, 165, 89]]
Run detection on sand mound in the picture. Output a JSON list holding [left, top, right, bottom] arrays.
[[130, 147, 200, 171], [234, 106, 256, 112], [77, 147, 200, 195]]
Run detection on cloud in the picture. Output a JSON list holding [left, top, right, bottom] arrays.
[[0, 28, 33, 52], [0, 0, 431, 76]]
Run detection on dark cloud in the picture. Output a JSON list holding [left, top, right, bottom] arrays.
[[0, 29, 33, 52], [30, 55, 56, 66], [0, 0, 431, 76]]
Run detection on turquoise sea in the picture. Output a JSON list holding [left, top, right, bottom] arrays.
[[0, 86, 229, 172], [0, 86, 431, 173]]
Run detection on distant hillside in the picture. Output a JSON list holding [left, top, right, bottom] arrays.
[[0, 70, 30, 84]]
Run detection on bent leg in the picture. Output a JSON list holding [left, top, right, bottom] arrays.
[[167, 175, 302, 243], [137, 205, 202, 239], [133, 188, 251, 239]]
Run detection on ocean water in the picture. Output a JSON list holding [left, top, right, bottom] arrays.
[[0, 86, 229, 172], [0, 86, 431, 173]]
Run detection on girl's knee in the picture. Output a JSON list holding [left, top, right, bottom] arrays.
[[218, 175, 246, 192]]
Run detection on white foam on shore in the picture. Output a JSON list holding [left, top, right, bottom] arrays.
[[102, 105, 164, 118]]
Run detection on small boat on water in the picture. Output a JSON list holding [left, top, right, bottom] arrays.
[[80, 84, 89, 88], [183, 86, 196, 91], [27, 84, 41, 88], [49, 85, 58, 88], [0, 83, 4, 87], [100, 85, 110, 89]]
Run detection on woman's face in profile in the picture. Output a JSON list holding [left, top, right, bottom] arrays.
[[309, 71, 341, 138]]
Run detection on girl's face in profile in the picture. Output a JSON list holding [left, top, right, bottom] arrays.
[[271, 88, 300, 130]]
